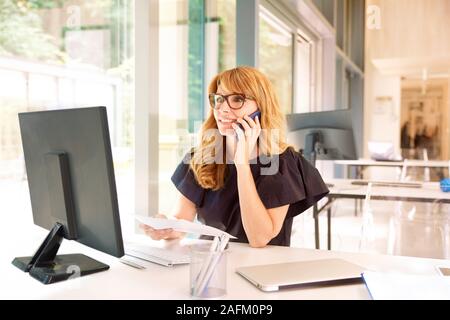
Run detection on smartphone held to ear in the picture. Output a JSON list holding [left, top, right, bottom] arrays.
[[237, 110, 261, 130]]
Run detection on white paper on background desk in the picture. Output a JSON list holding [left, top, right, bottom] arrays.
[[362, 271, 450, 300], [135, 215, 236, 239]]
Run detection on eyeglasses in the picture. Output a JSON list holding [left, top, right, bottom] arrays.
[[208, 93, 254, 110]]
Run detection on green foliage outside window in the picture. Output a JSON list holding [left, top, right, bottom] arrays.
[[0, 0, 65, 62]]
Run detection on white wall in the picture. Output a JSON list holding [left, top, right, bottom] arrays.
[[364, 0, 450, 179], [365, 63, 401, 179]]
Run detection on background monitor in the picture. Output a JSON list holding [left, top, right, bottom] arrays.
[[13, 107, 124, 284], [286, 109, 358, 165]]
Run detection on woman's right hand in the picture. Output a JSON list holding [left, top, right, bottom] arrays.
[[139, 214, 184, 240]]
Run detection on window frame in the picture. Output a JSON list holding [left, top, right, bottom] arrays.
[[261, 0, 322, 114], [135, 0, 159, 217], [259, 4, 295, 114]]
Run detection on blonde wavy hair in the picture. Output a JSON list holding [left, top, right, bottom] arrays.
[[190, 66, 291, 190]]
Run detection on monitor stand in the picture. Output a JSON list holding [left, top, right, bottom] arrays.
[[304, 132, 324, 249], [12, 223, 109, 284]]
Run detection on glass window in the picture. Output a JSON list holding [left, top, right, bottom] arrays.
[[158, 0, 236, 214], [294, 34, 313, 113], [0, 0, 134, 233], [216, 0, 236, 71], [259, 8, 293, 114], [335, 53, 351, 110], [28, 74, 58, 106], [159, 0, 190, 213], [204, 0, 236, 116]]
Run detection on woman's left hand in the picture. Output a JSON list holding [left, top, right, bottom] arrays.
[[232, 114, 261, 166]]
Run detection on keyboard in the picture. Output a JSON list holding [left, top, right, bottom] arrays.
[[351, 180, 422, 188], [125, 243, 191, 267]]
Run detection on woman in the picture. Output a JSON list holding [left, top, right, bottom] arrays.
[[141, 66, 328, 247]]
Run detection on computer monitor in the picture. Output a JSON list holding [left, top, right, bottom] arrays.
[[13, 107, 124, 284], [286, 110, 357, 165]]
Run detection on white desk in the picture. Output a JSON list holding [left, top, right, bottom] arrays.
[[327, 179, 450, 203], [331, 159, 449, 223], [1, 227, 449, 300], [314, 179, 450, 250], [334, 159, 450, 184], [335, 159, 450, 169]]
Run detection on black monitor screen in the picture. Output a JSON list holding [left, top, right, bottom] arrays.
[[19, 107, 124, 258]]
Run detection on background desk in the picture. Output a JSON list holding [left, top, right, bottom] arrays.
[[335, 159, 450, 169], [334, 159, 450, 181], [1, 227, 449, 300], [315, 179, 450, 250]]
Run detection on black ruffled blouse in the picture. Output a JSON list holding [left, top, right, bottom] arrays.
[[171, 147, 329, 246]]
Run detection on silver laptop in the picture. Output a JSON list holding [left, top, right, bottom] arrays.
[[236, 258, 365, 292]]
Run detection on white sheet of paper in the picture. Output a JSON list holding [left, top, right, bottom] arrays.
[[135, 215, 236, 239], [362, 271, 450, 300]]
